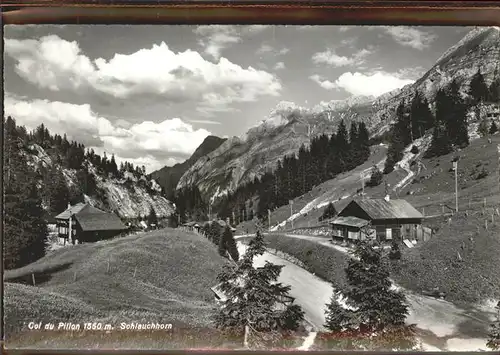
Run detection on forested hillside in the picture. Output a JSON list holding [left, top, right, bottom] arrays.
[[4, 116, 174, 270], [215, 120, 371, 223]]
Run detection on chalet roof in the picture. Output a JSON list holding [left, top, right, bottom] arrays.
[[344, 199, 423, 220], [75, 212, 127, 232], [330, 216, 370, 228], [56, 203, 126, 231], [55, 202, 87, 219]]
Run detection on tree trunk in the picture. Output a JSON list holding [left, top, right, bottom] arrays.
[[244, 325, 250, 349]]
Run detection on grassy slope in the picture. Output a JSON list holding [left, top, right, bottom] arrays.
[[4, 228, 230, 347], [247, 135, 500, 305], [390, 135, 500, 304]]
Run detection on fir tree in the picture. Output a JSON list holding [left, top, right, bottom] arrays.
[[478, 118, 490, 137], [4, 127, 48, 269], [323, 241, 415, 350], [488, 78, 500, 103], [389, 242, 402, 260], [447, 80, 469, 147], [487, 301, 500, 350], [410, 90, 434, 139], [110, 154, 118, 177], [357, 121, 371, 161], [469, 69, 489, 105], [168, 210, 180, 228], [425, 88, 453, 158], [44, 166, 70, 215], [218, 226, 240, 262], [213, 228, 305, 348], [367, 165, 383, 187], [319, 202, 337, 222], [147, 206, 158, 227], [490, 121, 498, 135], [425, 121, 452, 158], [384, 100, 409, 174]]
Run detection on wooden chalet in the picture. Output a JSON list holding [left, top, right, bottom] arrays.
[[330, 197, 424, 243], [55, 203, 127, 244]]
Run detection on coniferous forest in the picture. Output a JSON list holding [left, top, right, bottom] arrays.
[[215, 120, 371, 223]]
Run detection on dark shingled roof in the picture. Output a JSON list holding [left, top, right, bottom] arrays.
[[55, 202, 87, 219], [330, 216, 370, 228], [75, 213, 127, 232], [346, 199, 423, 220], [56, 203, 126, 232]]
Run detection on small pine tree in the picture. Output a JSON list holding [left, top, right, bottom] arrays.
[[487, 301, 500, 350], [147, 206, 158, 227], [478, 119, 490, 137], [213, 228, 305, 348], [319, 202, 337, 222], [389, 242, 402, 260], [469, 69, 489, 105], [169, 211, 179, 228], [367, 165, 383, 187], [220, 225, 240, 262], [490, 121, 498, 135], [323, 241, 415, 350]]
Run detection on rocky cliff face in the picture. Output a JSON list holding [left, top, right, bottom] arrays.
[[150, 135, 227, 198], [28, 143, 175, 219], [177, 27, 500, 202]]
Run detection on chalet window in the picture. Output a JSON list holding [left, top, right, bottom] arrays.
[[386, 228, 393, 240]]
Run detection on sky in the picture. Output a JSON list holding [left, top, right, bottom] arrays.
[[3, 25, 473, 173]]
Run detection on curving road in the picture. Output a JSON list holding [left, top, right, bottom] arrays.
[[237, 242, 332, 331], [236, 234, 495, 351]]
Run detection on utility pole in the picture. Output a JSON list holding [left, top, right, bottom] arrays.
[[289, 200, 294, 229], [453, 160, 459, 213], [268, 209, 271, 231], [360, 172, 365, 197]]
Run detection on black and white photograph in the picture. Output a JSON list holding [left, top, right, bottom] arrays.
[[3, 24, 500, 351]]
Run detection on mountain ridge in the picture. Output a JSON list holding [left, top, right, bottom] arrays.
[[176, 26, 500, 203], [150, 135, 227, 199]]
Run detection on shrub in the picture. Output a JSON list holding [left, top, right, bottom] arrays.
[[410, 145, 419, 154], [319, 202, 337, 222], [366, 165, 383, 187], [476, 167, 489, 180]]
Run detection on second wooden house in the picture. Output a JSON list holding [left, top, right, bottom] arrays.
[[330, 197, 427, 243]]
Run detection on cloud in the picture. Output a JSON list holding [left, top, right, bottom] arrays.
[[243, 25, 271, 34], [4, 93, 211, 173], [295, 26, 321, 31], [187, 119, 222, 125], [5, 35, 281, 113], [309, 74, 337, 90], [194, 25, 241, 59], [380, 26, 437, 50], [274, 62, 285, 70], [257, 44, 274, 54], [323, 71, 414, 96], [278, 47, 290, 55], [257, 44, 290, 56], [193, 25, 270, 60], [312, 48, 372, 67]]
